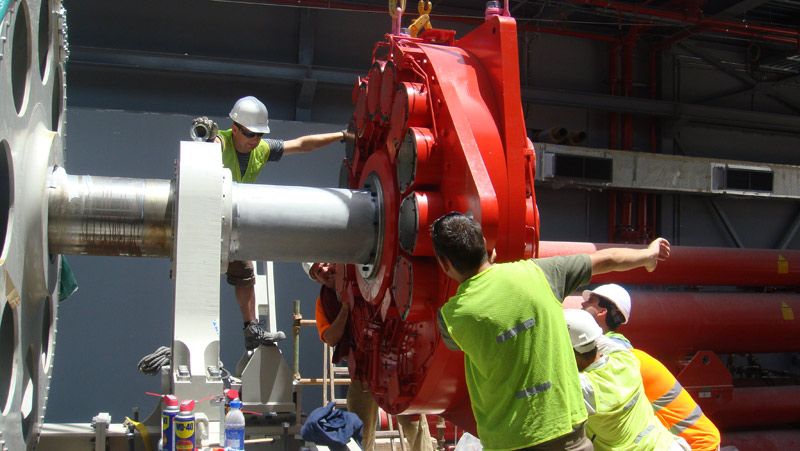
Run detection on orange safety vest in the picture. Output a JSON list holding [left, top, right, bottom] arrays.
[[631, 349, 721, 451]]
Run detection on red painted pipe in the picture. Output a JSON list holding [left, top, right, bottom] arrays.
[[608, 44, 620, 150], [700, 24, 800, 46], [617, 292, 800, 358], [539, 241, 800, 286], [710, 386, 800, 431], [564, 292, 800, 361], [722, 429, 800, 451]]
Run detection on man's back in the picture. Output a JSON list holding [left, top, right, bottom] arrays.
[[439, 260, 587, 450], [581, 341, 681, 451]]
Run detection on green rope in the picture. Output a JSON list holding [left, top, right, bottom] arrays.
[[58, 256, 79, 301]]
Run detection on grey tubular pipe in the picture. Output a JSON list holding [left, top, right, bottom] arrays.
[[48, 174, 379, 264], [48, 175, 174, 257], [229, 184, 378, 264]]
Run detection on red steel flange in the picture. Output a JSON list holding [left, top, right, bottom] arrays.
[[339, 16, 538, 428]]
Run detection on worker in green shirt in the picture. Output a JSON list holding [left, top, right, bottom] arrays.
[[192, 96, 349, 350], [430, 212, 670, 450]]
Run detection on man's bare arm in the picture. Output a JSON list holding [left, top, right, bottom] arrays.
[[283, 131, 345, 155], [321, 301, 350, 347], [589, 238, 670, 275]]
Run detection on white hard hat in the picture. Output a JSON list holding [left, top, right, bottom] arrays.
[[229, 96, 270, 133], [582, 283, 631, 323], [564, 309, 603, 353], [301, 262, 315, 281]]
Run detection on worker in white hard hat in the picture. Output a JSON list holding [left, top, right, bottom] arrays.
[[192, 96, 352, 351], [302, 262, 435, 451], [581, 283, 632, 348], [564, 309, 690, 451], [580, 285, 722, 450], [430, 212, 671, 451]]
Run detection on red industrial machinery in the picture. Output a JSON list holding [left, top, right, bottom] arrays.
[[337, 9, 537, 432], [337, 8, 800, 450]]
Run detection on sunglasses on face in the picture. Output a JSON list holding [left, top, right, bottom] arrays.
[[235, 123, 264, 139]]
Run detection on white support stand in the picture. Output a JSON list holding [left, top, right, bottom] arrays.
[[255, 261, 278, 334], [170, 141, 230, 419], [91, 412, 111, 451], [236, 262, 294, 415]]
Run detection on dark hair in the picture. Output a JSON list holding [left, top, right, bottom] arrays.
[[575, 347, 598, 359], [598, 297, 626, 331], [430, 212, 488, 275]]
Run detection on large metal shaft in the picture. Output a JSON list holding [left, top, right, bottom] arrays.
[[230, 184, 378, 264], [48, 173, 378, 264], [48, 174, 174, 257]]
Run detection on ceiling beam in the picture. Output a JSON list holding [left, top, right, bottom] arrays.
[[678, 42, 800, 114], [296, 8, 316, 121], [715, 0, 773, 18], [70, 46, 360, 86], [69, 46, 800, 134], [522, 87, 800, 134]]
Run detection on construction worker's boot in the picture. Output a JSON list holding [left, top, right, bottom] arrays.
[[243, 321, 286, 350]]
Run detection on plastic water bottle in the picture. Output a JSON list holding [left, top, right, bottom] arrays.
[[224, 399, 246, 451]]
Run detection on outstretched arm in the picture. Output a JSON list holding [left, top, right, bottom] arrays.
[[589, 237, 670, 275], [283, 131, 347, 155]]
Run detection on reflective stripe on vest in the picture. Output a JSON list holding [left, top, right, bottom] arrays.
[[623, 391, 641, 411], [515, 381, 552, 399], [653, 381, 683, 411], [632, 348, 721, 450], [634, 424, 655, 444], [583, 377, 597, 412], [670, 405, 703, 435], [497, 318, 536, 343]]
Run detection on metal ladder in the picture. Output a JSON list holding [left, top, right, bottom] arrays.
[[293, 300, 408, 450]]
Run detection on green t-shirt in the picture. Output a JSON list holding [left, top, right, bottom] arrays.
[[438, 255, 591, 450]]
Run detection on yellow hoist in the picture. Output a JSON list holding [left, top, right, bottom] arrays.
[[389, 0, 433, 37]]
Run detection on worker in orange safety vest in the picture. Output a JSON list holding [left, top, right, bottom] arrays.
[[581, 284, 721, 450]]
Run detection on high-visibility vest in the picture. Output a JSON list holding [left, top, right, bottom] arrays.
[[632, 349, 721, 451], [606, 331, 632, 349], [582, 344, 680, 451], [219, 129, 271, 183], [439, 261, 587, 450]]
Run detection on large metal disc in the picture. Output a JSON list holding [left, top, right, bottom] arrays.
[[0, 1, 67, 449]]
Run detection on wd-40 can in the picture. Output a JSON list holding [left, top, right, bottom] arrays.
[[160, 395, 179, 451], [174, 399, 196, 451]]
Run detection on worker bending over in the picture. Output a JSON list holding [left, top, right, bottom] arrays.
[[304, 262, 434, 451], [565, 309, 690, 450], [430, 212, 670, 450], [581, 284, 721, 450]]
